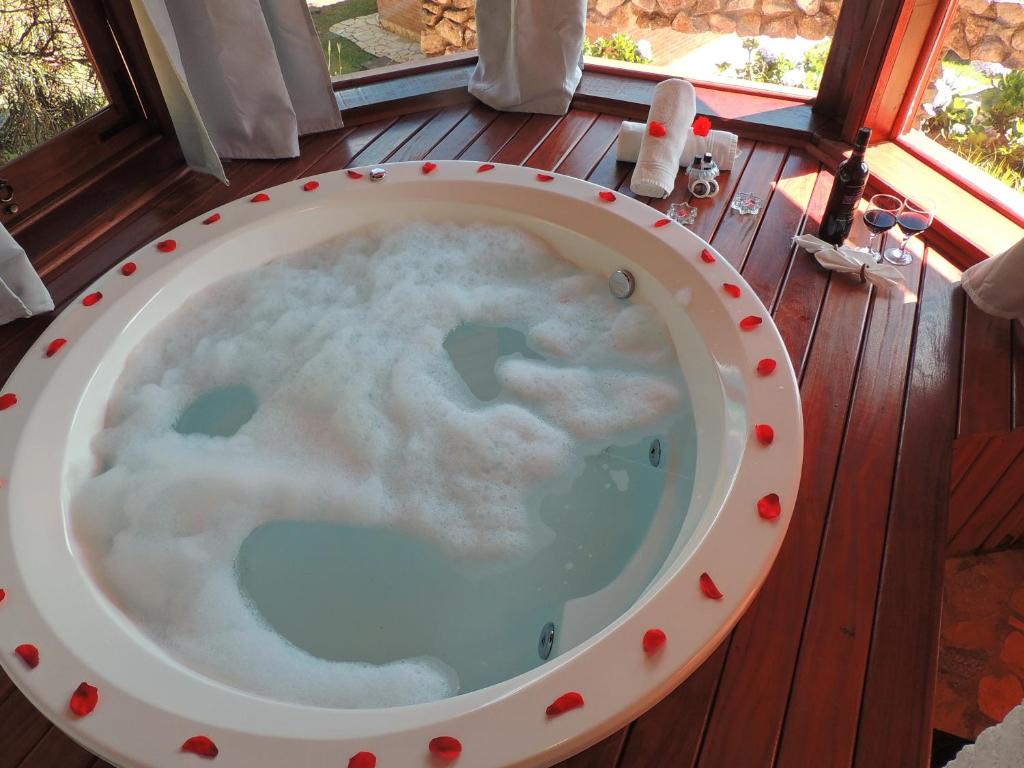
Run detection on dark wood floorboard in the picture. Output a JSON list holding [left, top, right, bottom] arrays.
[[0, 102, 974, 768]]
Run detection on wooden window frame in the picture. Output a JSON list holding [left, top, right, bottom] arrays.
[[0, 0, 174, 233]]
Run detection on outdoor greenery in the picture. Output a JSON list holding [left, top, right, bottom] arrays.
[[309, 0, 379, 77], [583, 33, 653, 65], [716, 38, 830, 92], [0, 0, 108, 165], [920, 57, 1024, 193]]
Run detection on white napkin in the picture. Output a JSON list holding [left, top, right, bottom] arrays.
[[0, 223, 53, 326], [793, 234, 906, 290], [618, 121, 740, 171], [630, 79, 696, 199]]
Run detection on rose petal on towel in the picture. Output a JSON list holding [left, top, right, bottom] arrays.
[[422, 161, 437, 174], [740, 315, 762, 330], [69, 682, 99, 716], [758, 493, 782, 520], [15, 644, 39, 668], [700, 249, 716, 263], [121, 262, 137, 276], [536, 173, 555, 182], [181, 736, 218, 758], [428, 736, 462, 761], [757, 357, 777, 376], [642, 628, 667, 655], [250, 193, 270, 203], [157, 239, 176, 253], [755, 424, 775, 445], [346, 170, 364, 179], [45, 338, 67, 358], [693, 116, 712, 137], [599, 190, 616, 202], [0, 393, 18, 410], [82, 292, 102, 307], [348, 752, 377, 768], [699, 572, 723, 600], [648, 120, 667, 138], [303, 180, 320, 191], [723, 283, 741, 298], [477, 163, 495, 173], [0, 589, 6, 603], [546, 691, 585, 717], [654, 218, 671, 228], [202, 213, 221, 225]]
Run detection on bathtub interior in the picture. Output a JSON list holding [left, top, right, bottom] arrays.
[[35, 191, 747, 705]]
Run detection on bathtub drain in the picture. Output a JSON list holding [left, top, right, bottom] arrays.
[[538, 622, 556, 660]]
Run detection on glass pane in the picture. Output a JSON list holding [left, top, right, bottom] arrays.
[[585, 0, 842, 93], [914, 1, 1024, 195], [0, 0, 108, 165]]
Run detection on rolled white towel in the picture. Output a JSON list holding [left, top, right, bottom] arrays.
[[630, 79, 696, 198], [617, 121, 740, 172]]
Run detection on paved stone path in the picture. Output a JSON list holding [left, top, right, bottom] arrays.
[[330, 12, 425, 64]]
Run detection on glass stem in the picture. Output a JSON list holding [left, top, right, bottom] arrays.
[[867, 232, 879, 261], [900, 233, 912, 260]]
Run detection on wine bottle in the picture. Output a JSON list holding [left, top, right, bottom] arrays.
[[818, 127, 872, 246]]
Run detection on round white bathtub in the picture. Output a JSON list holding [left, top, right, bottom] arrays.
[[0, 161, 802, 767]]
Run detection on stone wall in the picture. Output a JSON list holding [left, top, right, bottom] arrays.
[[421, 0, 477, 56], [947, 0, 1024, 69]]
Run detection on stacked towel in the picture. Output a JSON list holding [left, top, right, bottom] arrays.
[[617, 121, 740, 171], [630, 79, 696, 199]]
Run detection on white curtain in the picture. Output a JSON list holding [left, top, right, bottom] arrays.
[[469, 0, 587, 115], [962, 237, 1024, 321], [130, 0, 344, 183], [0, 224, 52, 326]]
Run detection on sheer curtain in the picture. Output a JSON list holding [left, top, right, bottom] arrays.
[[469, 0, 587, 115], [129, 0, 344, 182], [0, 224, 52, 326], [962, 237, 1024, 324]]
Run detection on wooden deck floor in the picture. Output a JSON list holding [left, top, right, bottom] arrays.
[[1, 101, 1019, 768]]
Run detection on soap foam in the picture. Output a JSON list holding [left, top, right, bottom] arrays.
[[73, 222, 683, 708]]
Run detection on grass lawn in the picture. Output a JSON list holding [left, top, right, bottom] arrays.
[[309, 0, 381, 76]]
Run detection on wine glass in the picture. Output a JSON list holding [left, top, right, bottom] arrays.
[[884, 197, 934, 266], [862, 194, 901, 263]]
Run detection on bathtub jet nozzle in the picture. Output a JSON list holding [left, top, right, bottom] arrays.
[[539, 622, 556, 660], [609, 269, 635, 300]]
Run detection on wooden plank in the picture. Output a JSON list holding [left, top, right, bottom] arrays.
[[947, 436, 1024, 552], [457, 113, 531, 163], [429, 105, 501, 160], [959, 300, 1013, 437], [490, 115, 562, 165], [556, 732, 627, 768], [554, 115, 623, 179], [776, 236, 926, 767], [950, 432, 994, 492], [0, 691, 51, 768], [1016, 323, 1024, 429], [524, 111, 599, 171], [17, 727, 95, 768], [347, 111, 442, 167], [385, 104, 475, 162], [853, 245, 964, 768]]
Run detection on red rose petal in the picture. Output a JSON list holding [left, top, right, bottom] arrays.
[[428, 736, 462, 761], [348, 752, 377, 768], [654, 218, 671, 228], [303, 180, 320, 191], [642, 628, 667, 655], [0, 393, 18, 410], [202, 213, 221, 225], [740, 315, 763, 330], [477, 163, 495, 173], [121, 262, 137, 276], [250, 193, 270, 203], [82, 292, 102, 307], [693, 116, 712, 137], [723, 283, 741, 298], [699, 572, 724, 600], [0, 589, 5, 603], [346, 170, 364, 179], [700, 249, 716, 263], [758, 493, 782, 520], [45, 338, 67, 358], [599, 190, 616, 202], [648, 120, 667, 138], [15, 644, 39, 669], [422, 161, 437, 174], [755, 424, 775, 445], [69, 682, 99, 716], [757, 357, 777, 376], [546, 691, 585, 717], [536, 173, 554, 182], [182, 735, 218, 758], [157, 239, 176, 253]]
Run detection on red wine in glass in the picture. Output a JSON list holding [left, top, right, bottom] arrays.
[[863, 194, 900, 263], [864, 210, 897, 233], [884, 198, 934, 266], [896, 212, 931, 236]]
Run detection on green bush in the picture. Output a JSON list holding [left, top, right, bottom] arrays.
[[0, 0, 108, 165], [716, 37, 830, 91], [583, 33, 652, 65]]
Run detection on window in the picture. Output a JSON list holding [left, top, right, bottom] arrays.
[[584, 0, 844, 93]]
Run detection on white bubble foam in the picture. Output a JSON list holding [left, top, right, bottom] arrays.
[[73, 222, 683, 708]]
